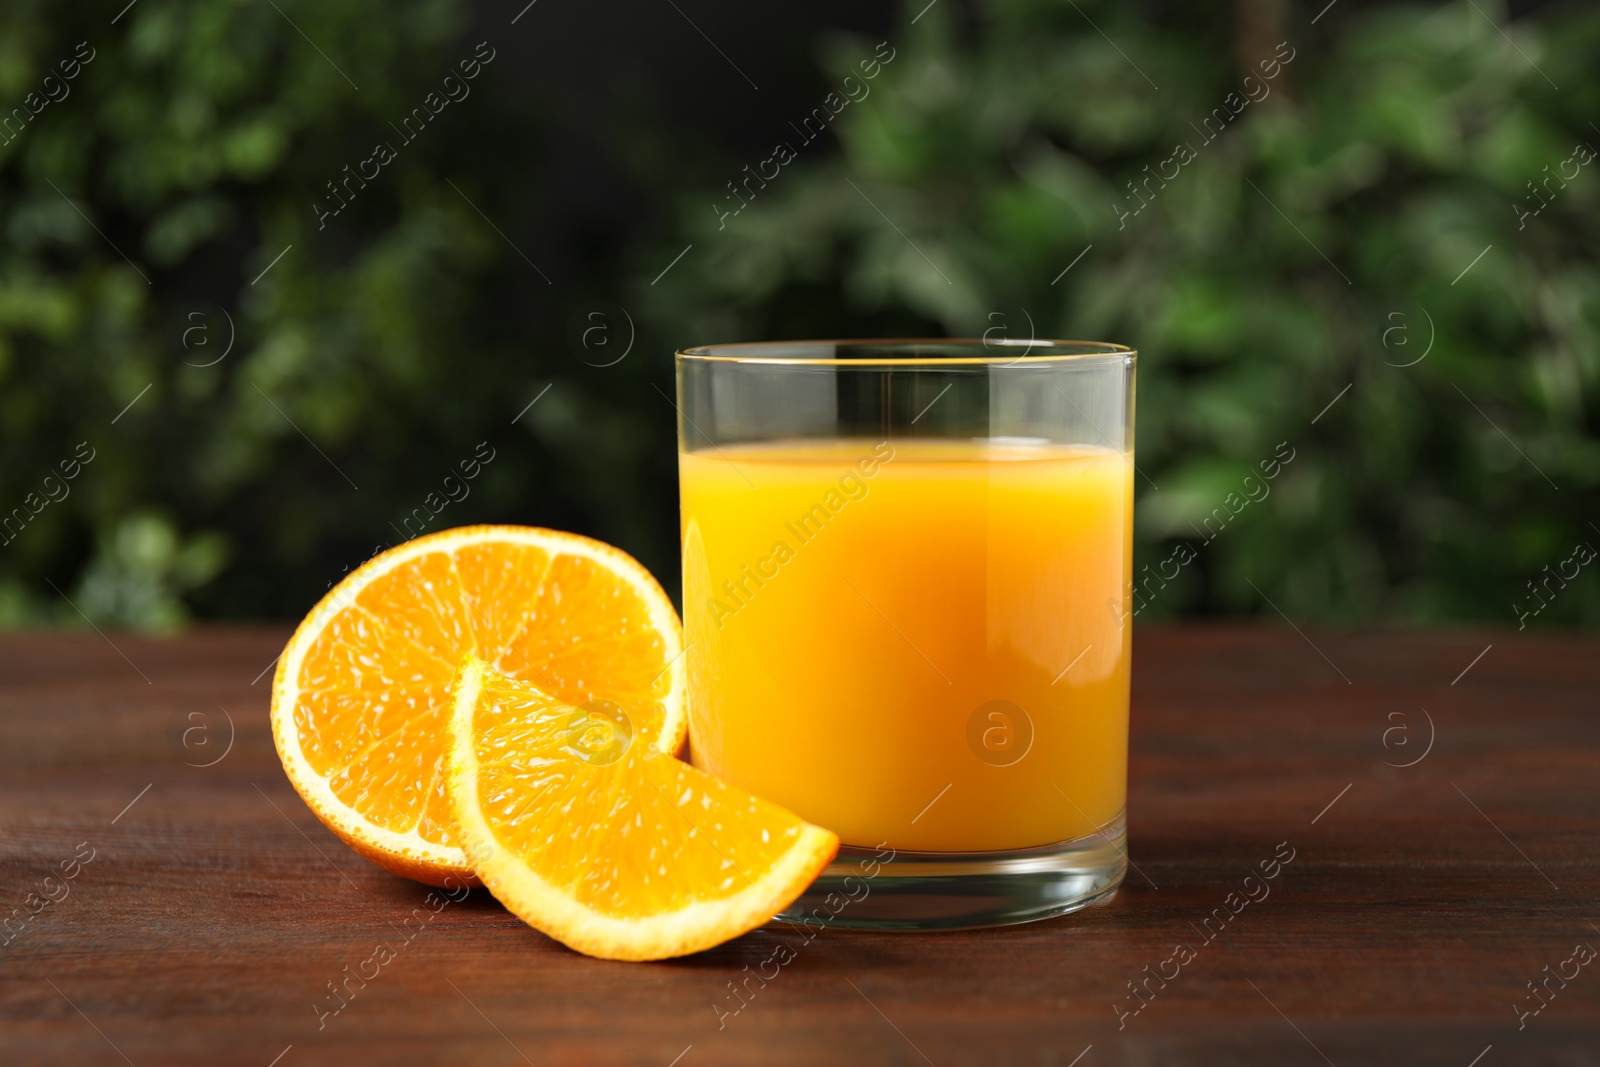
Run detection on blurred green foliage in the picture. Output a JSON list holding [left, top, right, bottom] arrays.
[[0, 0, 1596, 630], [644, 0, 1600, 626], [0, 0, 680, 629]]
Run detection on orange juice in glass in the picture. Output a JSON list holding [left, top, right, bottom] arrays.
[[676, 340, 1134, 928]]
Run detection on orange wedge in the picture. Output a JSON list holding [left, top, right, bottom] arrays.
[[447, 657, 839, 960], [270, 526, 686, 886]]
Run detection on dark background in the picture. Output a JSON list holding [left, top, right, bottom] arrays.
[[0, 0, 1596, 630]]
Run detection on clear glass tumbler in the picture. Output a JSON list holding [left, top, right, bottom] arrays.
[[675, 339, 1134, 929]]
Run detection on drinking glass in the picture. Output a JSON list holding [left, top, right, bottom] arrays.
[[675, 339, 1135, 929]]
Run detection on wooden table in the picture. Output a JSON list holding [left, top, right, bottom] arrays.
[[1, 625, 1595, 1065]]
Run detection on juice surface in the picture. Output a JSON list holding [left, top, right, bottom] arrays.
[[680, 437, 1132, 852]]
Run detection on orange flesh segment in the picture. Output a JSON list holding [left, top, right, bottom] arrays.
[[470, 670, 814, 918], [276, 527, 685, 877], [497, 552, 677, 706]]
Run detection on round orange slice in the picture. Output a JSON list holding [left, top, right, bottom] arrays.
[[447, 656, 839, 960], [270, 525, 686, 886]]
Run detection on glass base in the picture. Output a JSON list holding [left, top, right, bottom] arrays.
[[778, 812, 1127, 931]]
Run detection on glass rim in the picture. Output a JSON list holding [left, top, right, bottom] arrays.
[[676, 338, 1136, 366]]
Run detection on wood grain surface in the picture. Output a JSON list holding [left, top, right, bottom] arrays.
[[1, 625, 1596, 1066]]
